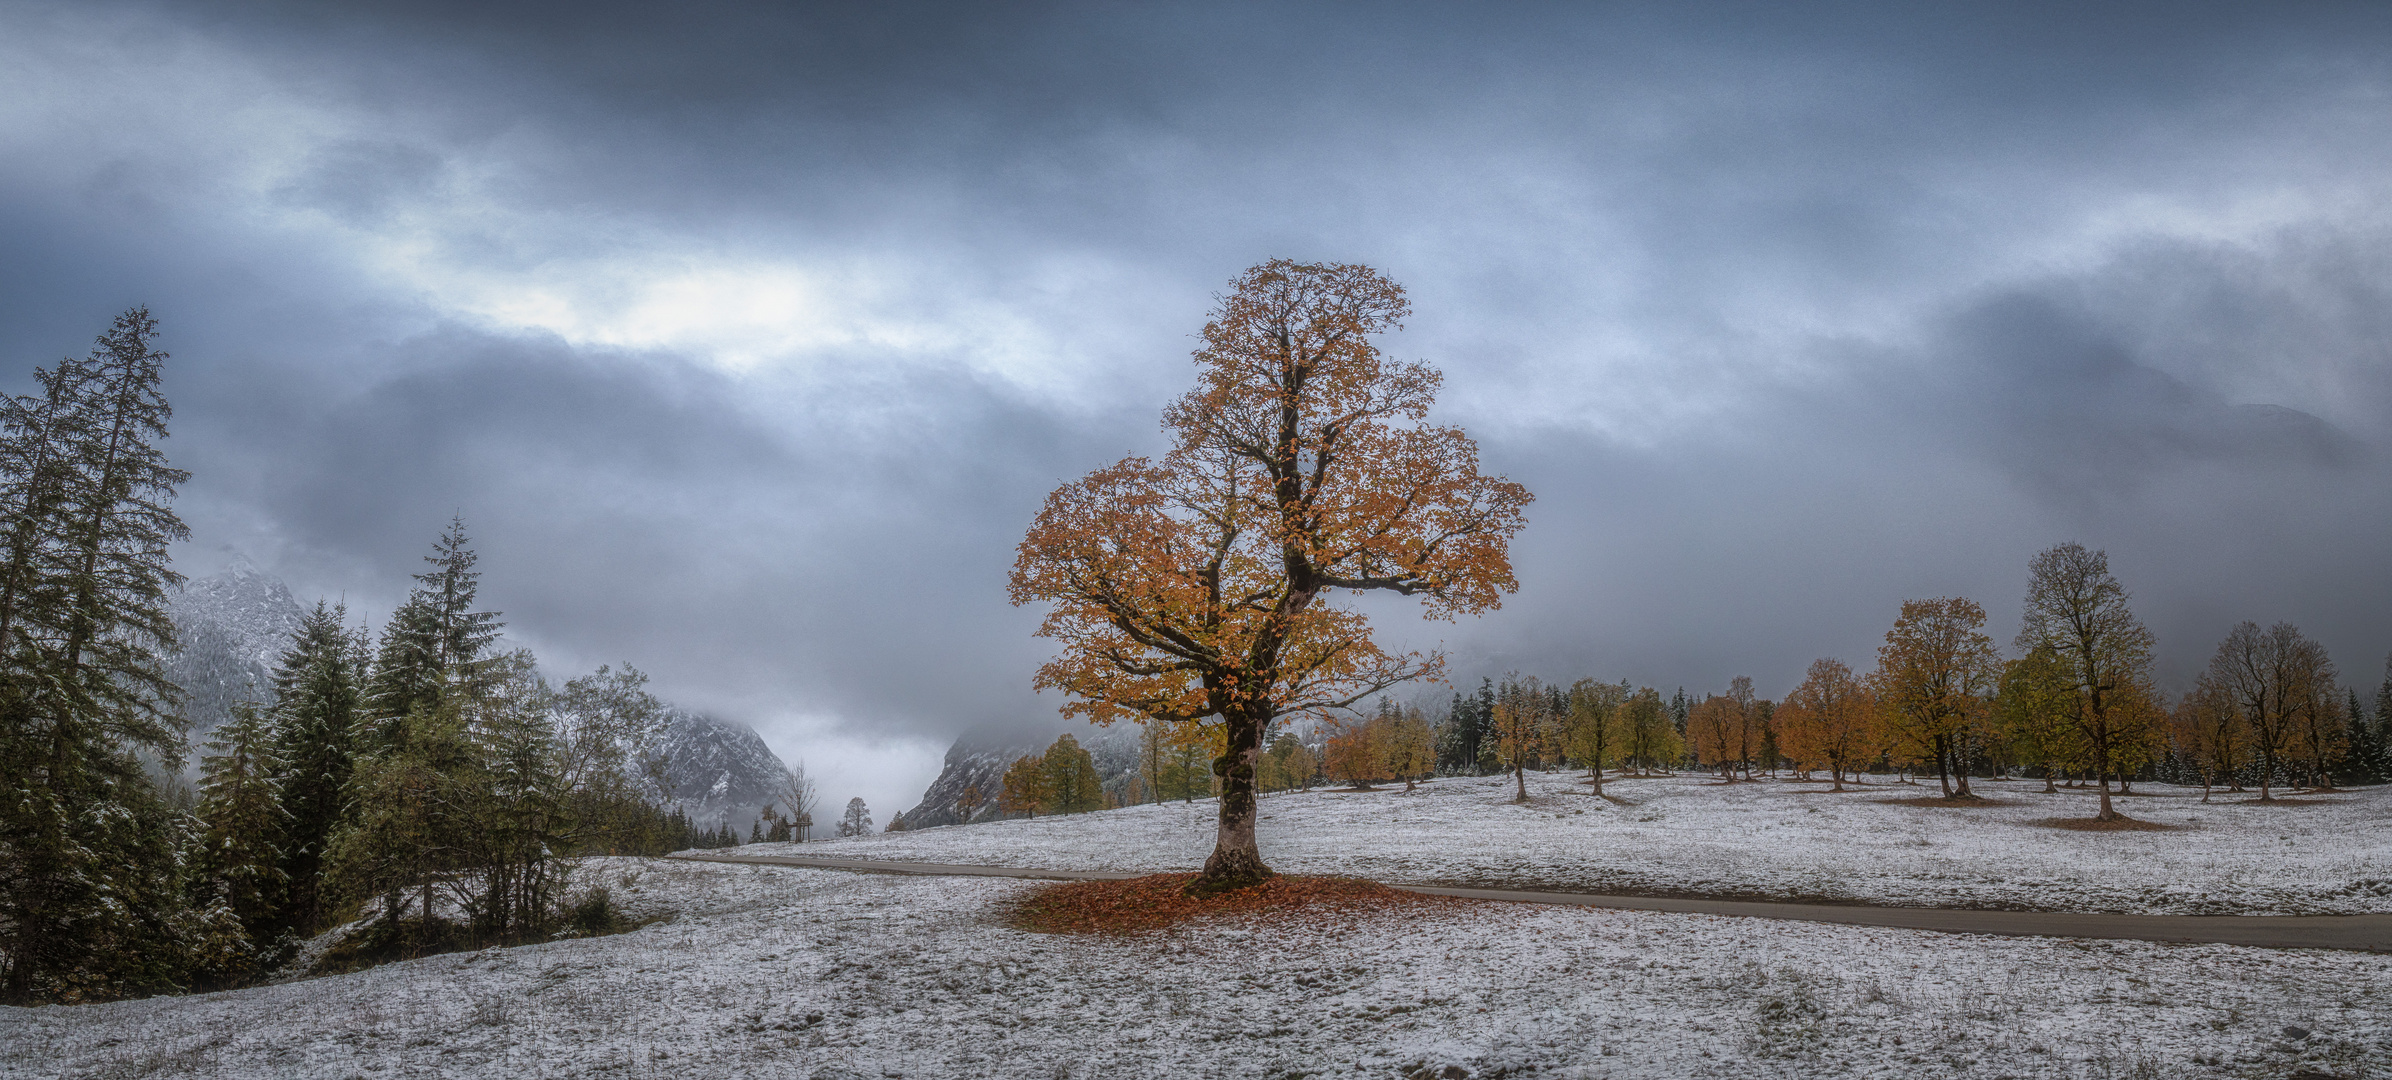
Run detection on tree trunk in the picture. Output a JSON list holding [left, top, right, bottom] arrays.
[[1513, 764, 1528, 803], [2093, 747, 2119, 820], [1933, 738, 1953, 798], [1589, 768, 1603, 798], [2040, 762, 2057, 794], [1191, 709, 1273, 894]]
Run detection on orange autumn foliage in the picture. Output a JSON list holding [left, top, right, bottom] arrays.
[[1009, 260, 1531, 888], [1774, 658, 1877, 790]]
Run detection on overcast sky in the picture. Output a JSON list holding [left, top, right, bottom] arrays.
[[7, 1, 2392, 815]]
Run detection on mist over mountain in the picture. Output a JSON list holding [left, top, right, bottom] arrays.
[[164, 557, 308, 757]]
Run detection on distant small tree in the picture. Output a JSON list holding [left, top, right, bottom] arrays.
[[838, 798, 872, 837], [1995, 646, 2081, 793], [1777, 659, 1874, 791], [2016, 544, 2158, 821], [1260, 732, 1317, 793], [1384, 703, 1436, 791], [780, 764, 819, 842], [1135, 720, 1169, 805], [1564, 678, 1624, 796], [1041, 734, 1104, 813], [1617, 687, 1679, 775], [758, 804, 791, 843], [1321, 708, 1390, 788], [2170, 676, 2244, 801], [1159, 723, 1221, 802], [1688, 695, 1741, 780], [999, 754, 1048, 817], [2294, 684, 2350, 791], [885, 812, 907, 833], [1488, 674, 1555, 802], [957, 783, 985, 823], [2206, 621, 2335, 801], [1874, 597, 2000, 799]]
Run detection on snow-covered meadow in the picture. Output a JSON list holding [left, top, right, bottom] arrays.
[[789, 773, 2392, 915], [9, 856, 2388, 1080]]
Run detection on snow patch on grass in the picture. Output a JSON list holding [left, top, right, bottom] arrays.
[[9, 857, 2388, 1079]]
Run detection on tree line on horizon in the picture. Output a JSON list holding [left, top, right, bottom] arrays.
[[1335, 545, 2391, 813], [941, 542, 2388, 828], [0, 312, 737, 1006]]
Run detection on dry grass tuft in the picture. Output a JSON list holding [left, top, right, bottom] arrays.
[[1003, 873, 1480, 936]]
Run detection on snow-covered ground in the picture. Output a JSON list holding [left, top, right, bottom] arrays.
[[768, 773, 2392, 915], [10, 856, 2388, 1080]]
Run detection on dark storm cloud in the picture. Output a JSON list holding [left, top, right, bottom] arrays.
[[9, 0, 2392, 808], [171, 325, 1149, 736]]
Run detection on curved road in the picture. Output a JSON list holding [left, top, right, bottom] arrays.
[[668, 852, 2392, 952]]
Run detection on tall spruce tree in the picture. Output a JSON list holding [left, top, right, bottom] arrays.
[[0, 309, 194, 1004], [330, 521, 505, 942], [267, 600, 368, 933], [192, 703, 288, 954]]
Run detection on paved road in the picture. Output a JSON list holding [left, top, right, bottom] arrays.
[[668, 852, 2392, 952]]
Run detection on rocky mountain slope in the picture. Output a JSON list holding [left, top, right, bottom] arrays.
[[165, 557, 308, 752], [901, 724, 1142, 829], [654, 709, 799, 834]]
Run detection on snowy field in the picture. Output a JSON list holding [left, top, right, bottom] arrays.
[[9, 856, 2389, 1080], [775, 773, 2392, 915]]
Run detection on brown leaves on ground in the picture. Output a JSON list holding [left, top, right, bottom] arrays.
[[1874, 794, 2014, 807], [1004, 873, 1480, 936], [2031, 815, 2179, 832]]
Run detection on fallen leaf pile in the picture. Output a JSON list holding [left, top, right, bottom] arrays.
[[1004, 873, 1481, 936]]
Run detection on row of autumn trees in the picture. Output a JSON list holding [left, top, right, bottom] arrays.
[[0, 311, 715, 1005], [1450, 545, 2387, 821], [1739, 545, 2384, 821], [979, 541, 2388, 826]]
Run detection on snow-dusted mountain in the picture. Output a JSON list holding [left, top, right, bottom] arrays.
[[655, 709, 798, 834], [902, 724, 1142, 829], [165, 557, 308, 750]]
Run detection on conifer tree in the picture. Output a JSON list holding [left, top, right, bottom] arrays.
[[2347, 685, 2385, 784], [462, 650, 566, 938], [192, 703, 288, 951], [363, 517, 502, 743], [0, 309, 194, 1004], [329, 521, 505, 943], [267, 601, 368, 933]]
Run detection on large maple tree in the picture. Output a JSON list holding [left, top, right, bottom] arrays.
[[1010, 259, 1531, 891]]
